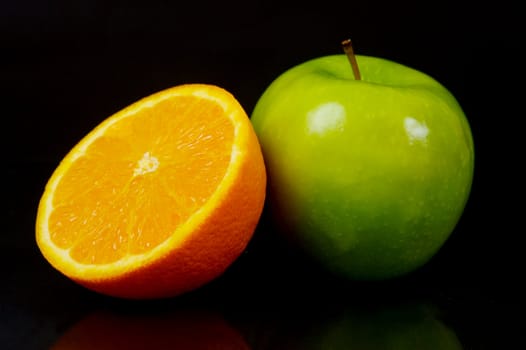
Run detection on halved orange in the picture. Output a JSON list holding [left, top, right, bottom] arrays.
[[36, 84, 266, 299]]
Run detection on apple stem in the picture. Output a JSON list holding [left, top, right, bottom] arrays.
[[342, 39, 361, 80]]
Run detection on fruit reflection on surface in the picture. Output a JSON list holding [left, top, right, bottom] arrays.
[[50, 309, 250, 350], [281, 302, 463, 349], [251, 41, 474, 280]]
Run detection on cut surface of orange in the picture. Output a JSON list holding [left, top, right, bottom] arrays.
[[36, 84, 266, 299]]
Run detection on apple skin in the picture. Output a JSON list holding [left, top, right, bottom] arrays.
[[251, 54, 474, 280]]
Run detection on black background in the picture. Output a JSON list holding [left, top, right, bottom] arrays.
[[2, 0, 525, 349]]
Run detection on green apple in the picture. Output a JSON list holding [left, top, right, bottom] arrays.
[[251, 50, 474, 280]]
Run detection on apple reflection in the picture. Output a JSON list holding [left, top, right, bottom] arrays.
[[280, 302, 463, 350], [50, 308, 250, 350]]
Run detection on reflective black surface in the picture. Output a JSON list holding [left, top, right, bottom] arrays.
[[2, 1, 525, 349]]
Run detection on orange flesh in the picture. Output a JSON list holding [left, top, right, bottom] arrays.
[[49, 96, 234, 264]]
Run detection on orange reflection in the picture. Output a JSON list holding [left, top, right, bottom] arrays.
[[51, 309, 250, 350]]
